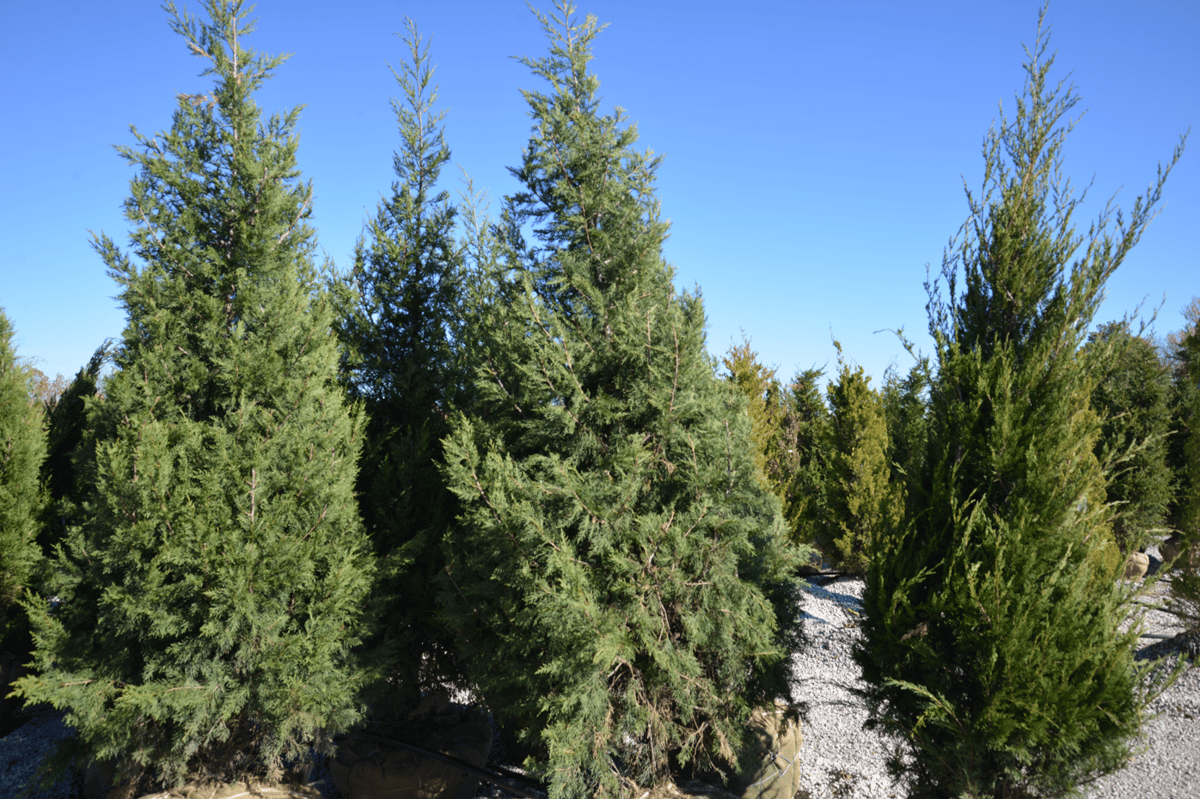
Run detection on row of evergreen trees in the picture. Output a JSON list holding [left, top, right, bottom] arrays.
[[2, 2, 804, 797], [1, 2, 1196, 798], [723, 307, 1200, 580]]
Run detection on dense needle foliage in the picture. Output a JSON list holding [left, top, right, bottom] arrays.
[[855, 11, 1187, 798], [0, 310, 46, 651], [820, 351, 904, 576], [722, 335, 788, 503], [1085, 322, 1173, 554], [330, 19, 468, 703], [38, 341, 111, 562], [439, 4, 806, 796], [14, 1, 373, 791]]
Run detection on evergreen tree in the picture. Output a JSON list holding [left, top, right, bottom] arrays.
[[1085, 321, 1173, 554], [440, 5, 805, 796], [1164, 300, 1200, 633], [819, 349, 904, 576], [13, 1, 373, 791], [722, 334, 786, 502], [0, 309, 46, 651], [39, 341, 111, 561], [777, 367, 832, 552], [330, 18, 466, 702], [1165, 298, 1200, 536], [879, 355, 931, 506], [855, 11, 1187, 797]]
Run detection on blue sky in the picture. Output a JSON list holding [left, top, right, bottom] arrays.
[[2, 0, 1196, 391]]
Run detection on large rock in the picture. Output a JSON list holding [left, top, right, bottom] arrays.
[[1160, 533, 1200, 572], [1124, 551, 1150, 580], [330, 702, 492, 799]]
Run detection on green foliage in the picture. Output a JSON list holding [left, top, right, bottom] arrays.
[[440, 5, 805, 797], [776, 367, 832, 552], [820, 350, 904, 576], [13, 1, 373, 791], [880, 356, 931, 510], [0, 309, 47, 650], [329, 18, 467, 703], [1085, 321, 1173, 553], [1165, 298, 1200, 536], [722, 334, 786, 502], [1164, 299, 1200, 633], [855, 10, 1187, 798], [39, 341, 111, 562]]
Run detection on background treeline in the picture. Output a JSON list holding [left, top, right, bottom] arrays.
[[722, 301, 1200, 579], [1, 2, 1198, 799]]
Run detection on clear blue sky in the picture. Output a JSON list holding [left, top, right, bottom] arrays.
[[2, 0, 1196, 391]]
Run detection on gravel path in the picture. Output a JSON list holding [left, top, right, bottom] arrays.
[[791, 571, 1200, 799]]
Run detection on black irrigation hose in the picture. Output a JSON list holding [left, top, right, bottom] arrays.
[[346, 731, 548, 799]]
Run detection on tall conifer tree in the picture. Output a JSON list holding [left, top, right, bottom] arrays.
[[1165, 301, 1200, 633], [440, 4, 805, 796], [331, 19, 466, 701], [778, 367, 832, 551], [820, 351, 904, 576], [722, 335, 786, 502], [14, 1, 372, 791], [0, 310, 46, 651], [880, 356, 931, 506], [39, 341, 111, 560], [855, 11, 1186, 797], [1166, 299, 1200, 537]]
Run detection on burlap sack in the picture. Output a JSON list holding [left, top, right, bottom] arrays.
[[135, 781, 321, 799], [731, 704, 802, 799], [329, 708, 493, 799], [81, 756, 321, 799]]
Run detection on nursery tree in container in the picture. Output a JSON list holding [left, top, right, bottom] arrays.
[[330, 19, 467, 702], [0, 309, 46, 651], [855, 10, 1187, 798], [14, 1, 373, 792], [440, 4, 805, 797]]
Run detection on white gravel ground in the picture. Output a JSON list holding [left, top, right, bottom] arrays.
[[791, 567, 1200, 799]]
